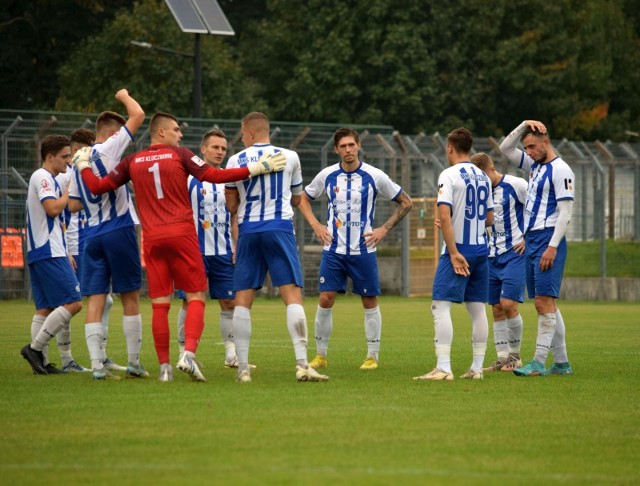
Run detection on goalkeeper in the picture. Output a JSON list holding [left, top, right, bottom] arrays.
[[74, 111, 285, 382]]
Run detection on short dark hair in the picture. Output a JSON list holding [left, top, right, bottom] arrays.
[[96, 111, 126, 134], [70, 128, 95, 146], [201, 129, 226, 145], [520, 126, 550, 143], [334, 128, 359, 147], [150, 112, 178, 135], [40, 135, 70, 162], [447, 127, 473, 154]]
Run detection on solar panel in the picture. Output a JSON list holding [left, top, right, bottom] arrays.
[[192, 0, 235, 35], [165, 0, 234, 35], [165, 0, 208, 34]]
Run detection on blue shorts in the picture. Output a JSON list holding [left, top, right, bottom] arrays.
[[81, 226, 142, 296], [72, 251, 83, 282], [432, 254, 488, 303], [525, 228, 567, 299], [488, 250, 526, 305], [177, 254, 235, 300], [234, 231, 302, 290], [29, 257, 81, 310], [318, 251, 381, 296]]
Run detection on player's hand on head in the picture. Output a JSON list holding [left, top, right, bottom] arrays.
[[72, 146, 92, 172], [248, 152, 287, 177], [525, 120, 547, 134]]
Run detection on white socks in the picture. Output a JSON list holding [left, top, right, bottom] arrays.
[[233, 306, 251, 370], [85, 322, 104, 370], [364, 306, 381, 361], [551, 309, 568, 363], [56, 320, 73, 366], [313, 305, 381, 361], [313, 306, 333, 357], [432, 300, 453, 372], [31, 315, 47, 363], [431, 301, 487, 373], [506, 314, 523, 357], [534, 312, 556, 363], [493, 319, 509, 359], [466, 302, 488, 372], [220, 310, 236, 362], [123, 314, 142, 365], [100, 294, 113, 361], [286, 304, 309, 366], [177, 306, 187, 355], [32, 306, 71, 352]]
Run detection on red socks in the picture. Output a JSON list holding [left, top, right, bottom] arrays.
[[185, 299, 205, 353], [151, 303, 171, 364]]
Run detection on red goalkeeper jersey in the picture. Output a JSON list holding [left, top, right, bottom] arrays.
[[82, 144, 250, 241]]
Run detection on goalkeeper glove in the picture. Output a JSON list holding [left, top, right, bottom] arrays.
[[248, 152, 287, 177], [72, 146, 92, 172]]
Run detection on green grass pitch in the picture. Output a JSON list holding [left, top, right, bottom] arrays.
[[0, 297, 638, 484]]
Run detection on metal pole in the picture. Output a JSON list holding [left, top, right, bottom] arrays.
[[581, 142, 607, 278], [2, 116, 23, 229], [193, 33, 202, 118]]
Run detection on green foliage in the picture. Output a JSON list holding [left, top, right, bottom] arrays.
[[1, 298, 638, 483], [0, 0, 131, 110], [55, 0, 264, 119], [3, 0, 640, 137], [243, 0, 439, 131]]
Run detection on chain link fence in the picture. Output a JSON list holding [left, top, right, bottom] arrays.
[[1, 109, 638, 299]]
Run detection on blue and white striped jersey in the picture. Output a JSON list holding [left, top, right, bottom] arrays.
[[225, 144, 302, 235], [304, 161, 402, 255], [56, 165, 86, 256], [69, 126, 138, 239], [187, 175, 233, 256], [488, 174, 527, 257], [55, 165, 73, 233], [437, 162, 493, 257], [517, 154, 575, 232], [26, 168, 67, 263]]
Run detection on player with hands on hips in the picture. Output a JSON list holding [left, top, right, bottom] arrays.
[[298, 128, 412, 371]]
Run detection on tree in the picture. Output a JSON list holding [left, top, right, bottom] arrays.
[[0, 0, 131, 110], [55, 0, 265, 119], [241, 0, 440, 132]]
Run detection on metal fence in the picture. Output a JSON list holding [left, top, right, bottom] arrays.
[[1, 109, 639, 299]]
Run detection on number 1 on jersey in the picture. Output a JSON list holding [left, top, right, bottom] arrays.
[[148, 162, 164, 199]]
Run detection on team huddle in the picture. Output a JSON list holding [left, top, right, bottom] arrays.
[[20, 89, 575, 382]]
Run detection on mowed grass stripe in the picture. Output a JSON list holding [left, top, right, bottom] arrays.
[[0, 298, 638, 484]]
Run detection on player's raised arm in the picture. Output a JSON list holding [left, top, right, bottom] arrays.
[[500, 120, 548, 167], [115, 89, 145, 136]]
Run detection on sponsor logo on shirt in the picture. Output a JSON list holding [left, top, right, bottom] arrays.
[[335, 219, 363, 228], [135, 153, 173, 163], [191, 156, 205, 167]]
